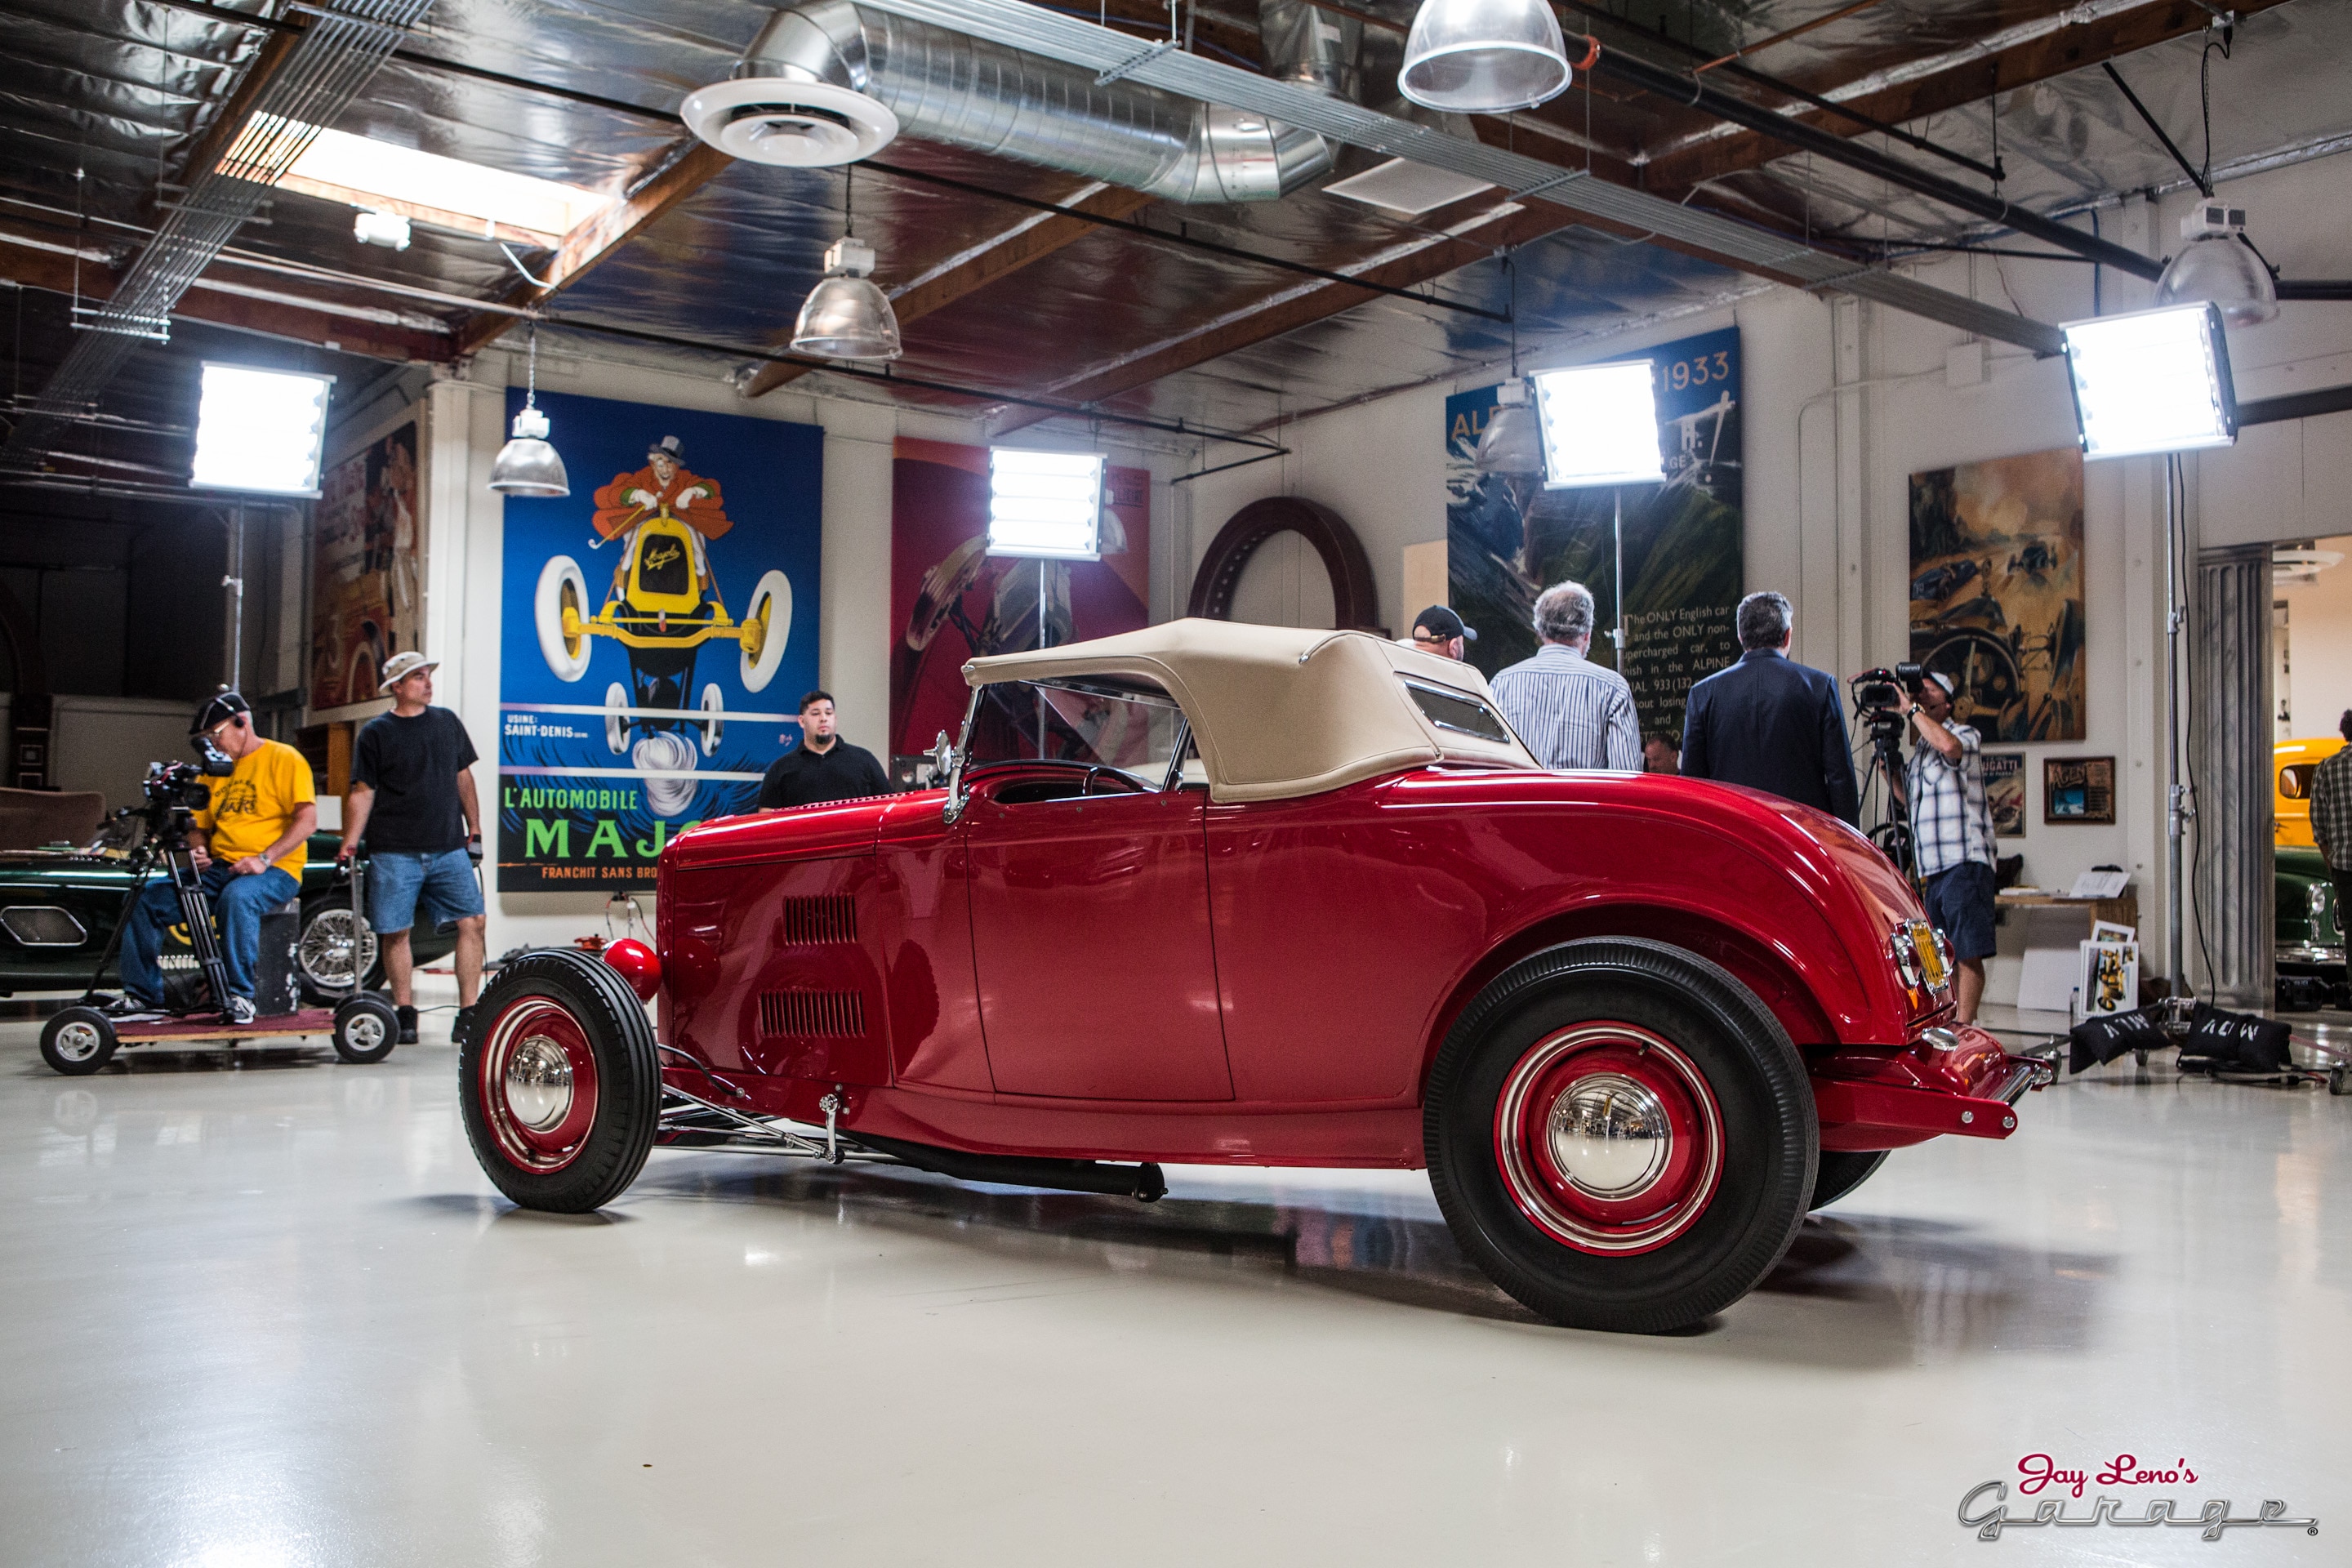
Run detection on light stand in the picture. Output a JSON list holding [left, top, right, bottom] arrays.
[[2164, 452, 2190, 1018]]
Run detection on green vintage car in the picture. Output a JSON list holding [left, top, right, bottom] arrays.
[[2276, 844, 2348, 1008], [0, 831, 458, 1003]]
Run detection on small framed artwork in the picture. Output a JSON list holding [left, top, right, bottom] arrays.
[[2044, 756, 2116, 824], [1982, 751, 2027, 837], [2079, 938, 2140, 1017]]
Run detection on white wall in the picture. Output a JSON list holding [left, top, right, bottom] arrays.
[[48, 697, 197, 813], [2275, 535, 2352, 739]]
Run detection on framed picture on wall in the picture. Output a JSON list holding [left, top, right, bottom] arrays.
[[1982, 751, 2027, 836], [2044, 756, 2116, 824]]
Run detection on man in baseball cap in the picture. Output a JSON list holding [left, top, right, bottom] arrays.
[[341, 652, 486, 1045], [1904, 668, 1998, 1023], [1406, 605, 1476, 662], [112, 690, 316, 1022]]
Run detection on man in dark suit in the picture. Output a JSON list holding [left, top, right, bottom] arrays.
[[1681, 591, 1860, 825]]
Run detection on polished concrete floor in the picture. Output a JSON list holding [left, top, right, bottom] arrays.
[[3, 990, 2347, 1566]]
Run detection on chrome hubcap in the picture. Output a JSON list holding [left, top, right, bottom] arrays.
[[54, 1021, 103, 1062], [1548, 1073, 1671, 1199], [505, 1035, 575, 1131]]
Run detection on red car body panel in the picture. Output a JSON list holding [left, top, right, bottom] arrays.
[[657, 763, 2029, 1168]]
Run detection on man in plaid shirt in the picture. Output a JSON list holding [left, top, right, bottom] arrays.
[[2310, 710, 2352, 938], [1899, 672, 1998, 1022]]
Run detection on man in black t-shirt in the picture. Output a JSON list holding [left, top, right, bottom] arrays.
[[757, 689, 891, 809], [340, 653, 487, 1045]]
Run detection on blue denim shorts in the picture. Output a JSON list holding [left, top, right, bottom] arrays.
[[366, 847, 485, 935], [1922, 858, 1998, 962]]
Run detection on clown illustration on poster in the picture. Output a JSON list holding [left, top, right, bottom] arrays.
[[1446, 327, 1744, 742], [498, 389, 822, 891]]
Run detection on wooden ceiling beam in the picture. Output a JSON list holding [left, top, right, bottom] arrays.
[[453, 138, 734, 358], [0, 228, 448, 363], [1639, 0, 2295, 193], [989, 199, 1579, 434], [738, 180, 1160, 400]]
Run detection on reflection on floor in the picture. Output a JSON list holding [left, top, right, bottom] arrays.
[[2, 984, 2345, 1564]]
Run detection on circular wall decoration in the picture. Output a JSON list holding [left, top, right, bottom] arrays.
[[1187, 497, 1382, 633]]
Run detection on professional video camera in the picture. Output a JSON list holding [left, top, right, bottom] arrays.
[[80, 739, 240, 1019], [1849, 663, 1929, 881], [1850, 662, 1927, 723]]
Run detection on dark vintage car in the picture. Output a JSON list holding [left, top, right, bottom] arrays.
[[458, 620, 2050, 1334], [0, 831, 457, 1002], [2276, 846, 2347, 1007]]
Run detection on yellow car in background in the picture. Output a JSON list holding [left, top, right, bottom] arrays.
[[2275, 736, 2347, 1008]]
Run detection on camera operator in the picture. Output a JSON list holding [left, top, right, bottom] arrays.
[[111, 693, 317, 1023], [1896, 672, 1998, 1023]]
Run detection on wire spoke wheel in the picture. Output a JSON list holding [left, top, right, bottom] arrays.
[[300, 905, 378, 994]]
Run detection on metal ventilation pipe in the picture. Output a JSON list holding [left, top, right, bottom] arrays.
[[1258, 0, 1362, 101], [732, 1, 1332, 202]]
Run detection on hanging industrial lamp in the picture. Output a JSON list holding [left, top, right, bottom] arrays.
[[488, 323, 570, 497], [791, 167, 902, 362], [1401, 0, 1575, 114], [1477, 252, 1544, 476], [2154, 202, 2278, 328]]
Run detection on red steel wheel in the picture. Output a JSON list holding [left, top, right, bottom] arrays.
[[479, 999, 604, 1174], [459, 949, 659, 1212], [1427, 938, 1815, 1334], [1492, 1023, 1724, 1255]]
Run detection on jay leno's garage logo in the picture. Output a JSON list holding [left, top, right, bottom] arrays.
[[1960, 1454, 2318, 1541]]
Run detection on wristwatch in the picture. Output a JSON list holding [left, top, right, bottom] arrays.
[[1908, 702, 1922, 717]]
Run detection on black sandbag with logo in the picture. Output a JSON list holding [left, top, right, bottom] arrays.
[[2068, 1006, 2168, 1075], [2180, 1002, 2293, 1074]]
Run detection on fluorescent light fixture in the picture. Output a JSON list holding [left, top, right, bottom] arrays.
[[231, 119, 611, 245], [2060, 303, 2238, 460], [987, 448, 1104, 560], [1530, 359, 1665, 487], [190, 363, 333, 496]]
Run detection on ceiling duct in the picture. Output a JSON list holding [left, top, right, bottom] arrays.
[[688, 1, 1331, 203], [1259, 0, 1364, 102], [3, 0, 438, 468]]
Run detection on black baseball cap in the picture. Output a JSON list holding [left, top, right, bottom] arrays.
[[190, 690, 251, 737], [1411, 604, 1476, 643]]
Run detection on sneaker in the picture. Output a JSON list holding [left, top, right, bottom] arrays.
[[99, 994, 164, 1020], [451, 1003, 480, 1048], [395, 1004, 418, 1046], [224, 995, 258, 1026]]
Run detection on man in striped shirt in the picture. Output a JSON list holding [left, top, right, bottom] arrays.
[[1489, 581, 1641, 771]]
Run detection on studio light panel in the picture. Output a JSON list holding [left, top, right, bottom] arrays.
[[1530, 360, 1666, 488], [987, 448, 1104, 560], [2060, 303, 2238, 461], [190, 363, 335, 496]]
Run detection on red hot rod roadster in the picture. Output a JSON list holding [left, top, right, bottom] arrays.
[[461, 620, 2050, 1332]]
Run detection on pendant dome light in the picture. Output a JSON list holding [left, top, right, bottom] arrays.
[[1477, 252, 1544, 476], [1401, 0, 1575, 114], [488, 322, 570, 497], [791, 166, 902, 361], [2154, 202, 2278, 329]]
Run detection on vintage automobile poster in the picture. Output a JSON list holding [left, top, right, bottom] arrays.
[[1982, 750, 2028, 836], [1908, 446, 2086, 742], [888, 438, 1151, 775], [497, 390, 822, 891], [1445, 326, 1744, 743], [310, 419, 421, 716]]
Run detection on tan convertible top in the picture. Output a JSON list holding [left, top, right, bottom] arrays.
[[964, 617, 1539, 803]]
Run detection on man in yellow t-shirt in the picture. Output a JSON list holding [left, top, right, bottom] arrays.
[[114, 693, 318, 1022]]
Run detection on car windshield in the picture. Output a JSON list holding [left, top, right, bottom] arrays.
[[966, 677, 1190, 789]]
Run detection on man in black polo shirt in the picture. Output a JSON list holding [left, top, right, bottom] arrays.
[[757, 689, 890, 809]]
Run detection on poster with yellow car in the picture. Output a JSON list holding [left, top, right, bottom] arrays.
[[498, 393, 820, 891]]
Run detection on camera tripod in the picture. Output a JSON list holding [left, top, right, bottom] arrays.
[[78, 782, 238, 1024], [1856, 708, 1918, 886]]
